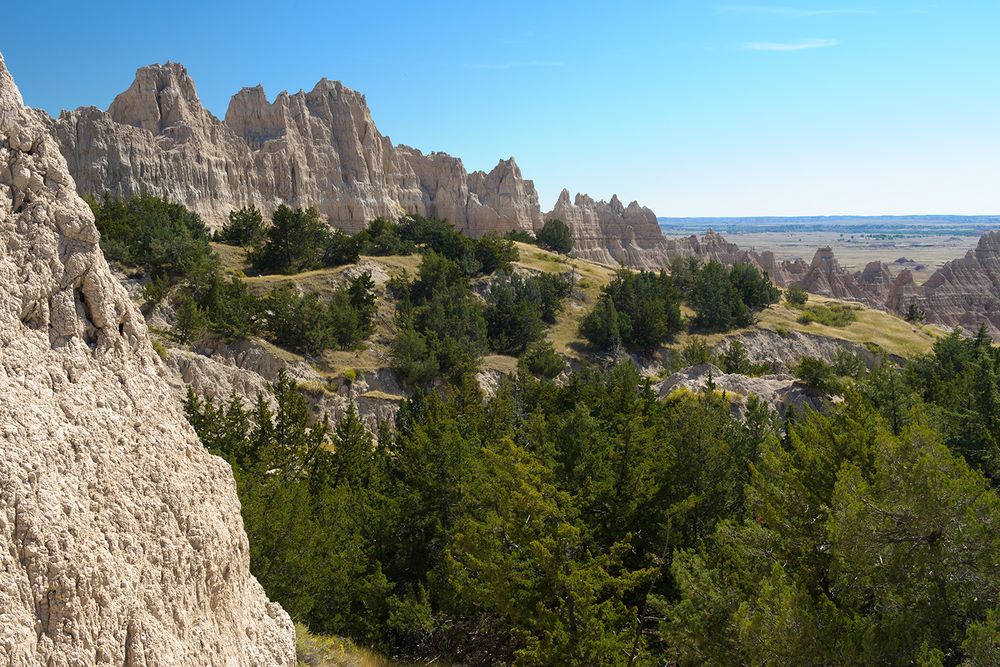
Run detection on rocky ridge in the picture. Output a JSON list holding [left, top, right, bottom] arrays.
[[50, 62, 541, 236], [46, 61, 1000, 337], [885, 231, 1000, 336], [0, 53, 295, 664]]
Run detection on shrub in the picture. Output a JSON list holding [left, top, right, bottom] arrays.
[[690, 261, 751, 331], [905, 303, 926, 323], [796, 303, 858, 327], [474, 234, 519, 275], [791, 356, 842, 394], [832, 348, 868, 378], [198, 275, 265, 342], [322, 229, 362, 267], [391, 326, 441, 386], [216, 206, 266, 247], [680, 338, 714, 366], [356, 217, 416, 256], [785, 284, 809, 307], [141, 274, 171, 304], [729, 263, 780, 310], [505, 229, 536, 244], [536, 219, 574, 254], [580, 269, 682, 352], [718, 340, 771, 376], [486, 275, 546, 355], [519, 341, 565, 379], [391, 252, 487, 385], [151, 338, 169, 361], [87, 194, 215, 283], [264, 273, 376, 356], [174, 292, 209, 344], [485, 272, 571, 355], [249, 205, 330, 274], [579, 296, 624, 350]]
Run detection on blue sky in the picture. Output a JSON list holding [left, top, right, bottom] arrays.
[[4, 1, 998, 216]]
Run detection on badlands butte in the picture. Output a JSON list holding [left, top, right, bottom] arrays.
[[2, 51, 1000, 665], [49, 61, 1000, 337]]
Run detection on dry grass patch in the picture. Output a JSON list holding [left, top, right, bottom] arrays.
[[360, 390, 406, 401], [509, 243, 617, 357], [482, 354, 520, 374], [295, 623, 408, 667], [210, 242, 251, 275], [757, 294, 945, 357]]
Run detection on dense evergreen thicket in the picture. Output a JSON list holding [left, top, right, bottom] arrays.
[[215, 205, 266, 247], [87, 194, 216, 293], [535, 218, 574, 254], [188, 329, 1000, 666], [579, 260, 778, 352], [90, 196, 378, 355], [247, 208, 520, 276], [485, 271, 572, 355]]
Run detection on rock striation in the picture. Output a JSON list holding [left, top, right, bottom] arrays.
[[546, 190, 665, 267], [886, 231, 1000, 336], [0, 53, 295, 664], [50, 62, 541, 236]]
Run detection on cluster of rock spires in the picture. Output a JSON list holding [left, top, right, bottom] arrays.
[[0, 53, 295, 664], [50, 62, 542, 236], [42, 60, 1000, 338]]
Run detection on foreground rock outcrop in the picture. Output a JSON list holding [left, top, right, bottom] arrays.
[[0, 53, 295, 664], [654, 363, 821, 418], [50, 62, 541, 236]]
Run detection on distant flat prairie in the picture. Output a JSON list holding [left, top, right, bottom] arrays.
[[659, 216, 999, 284]]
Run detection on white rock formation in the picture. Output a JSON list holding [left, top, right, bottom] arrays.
[[0, 52, 295, 665], [654, 363, 821, 417], [50, 62, 541, 236], [546, 190, 665, 267]]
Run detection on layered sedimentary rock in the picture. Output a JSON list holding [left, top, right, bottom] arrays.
[[0, 53, 295, 664], [794, 247, 894, 303], [546, 189, 665, 267], [887, 231, 1000, 335], [50, 62, 540, 235]]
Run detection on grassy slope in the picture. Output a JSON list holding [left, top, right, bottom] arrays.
[[295, 623, 412, 667], [509, 242, 618, 358], [757, 292, 945, 358], [210, 242, 940, 380]]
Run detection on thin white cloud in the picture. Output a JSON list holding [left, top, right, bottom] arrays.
[[744, 37, 841, 51], [718, 4, 874, 16], [464, 61, 563, 70]]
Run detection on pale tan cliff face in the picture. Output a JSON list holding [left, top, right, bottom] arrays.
[[0, 53, 295, 666], [50, 61, 542, 237]]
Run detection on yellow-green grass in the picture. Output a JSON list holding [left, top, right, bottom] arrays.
[[758, 293, 945, 357], [508, 243, 618, 357], [295, 623, 410, 667], [481, 354, 519, 374], [215, 240, 943, 371], [210, 242, 251, 275]]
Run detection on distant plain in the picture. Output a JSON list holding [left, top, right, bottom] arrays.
[[659, 216, 1000, 284]]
